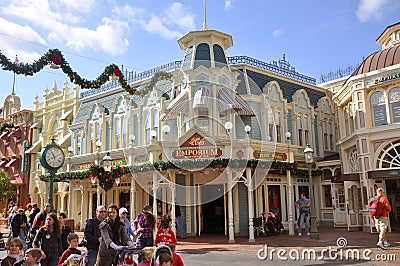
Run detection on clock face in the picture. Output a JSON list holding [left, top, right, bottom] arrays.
[[44, 146, 65, 169]]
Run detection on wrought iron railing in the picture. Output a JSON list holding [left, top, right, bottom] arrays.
[[80, 55, 317, 98], [319, 64, 359, 83]]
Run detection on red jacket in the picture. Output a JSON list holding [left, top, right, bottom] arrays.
[[155, 228, 177, 247], [173, 253, 184, 266]]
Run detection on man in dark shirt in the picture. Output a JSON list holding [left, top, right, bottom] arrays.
[[84, 205, 106, 266], [28, 203, 40, 227]]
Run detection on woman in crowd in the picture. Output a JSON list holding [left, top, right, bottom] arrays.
[[96, 204, 132, 265], [1, 237, 24, 266], [33, 212, 62, 266], [57, 212, 72, 253], [133, 205, 156, 248]]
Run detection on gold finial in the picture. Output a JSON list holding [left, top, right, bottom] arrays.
[[201, 0, 207, 30]]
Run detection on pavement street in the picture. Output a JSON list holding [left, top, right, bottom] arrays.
[[1, 226, 400, 265]]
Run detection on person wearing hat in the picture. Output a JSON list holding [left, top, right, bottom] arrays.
[[119, 207, 135, 239], [11, 206, 29, 251], [133, 205, 156, 262]]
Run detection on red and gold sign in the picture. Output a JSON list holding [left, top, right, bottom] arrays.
[[173, 133, 222, 159], [253, 150, 287, 161]]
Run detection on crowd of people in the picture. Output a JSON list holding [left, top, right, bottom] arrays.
[[2, 203, 185, 266]]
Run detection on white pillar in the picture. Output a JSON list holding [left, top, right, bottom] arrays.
[[170, 172, 177, 234], [68, 182, 73, 217], [228, 168, 235, 243], [79, 186, 84, 230], [88, 190, 93, 219], [247, 167, 255, 242], [152, 171, 158, 220], [130, 176, 136, 222], [287, 169, 295, 236]]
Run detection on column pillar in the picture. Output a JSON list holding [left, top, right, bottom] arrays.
[[247, 167, 255, 242], [130, 175, 136, 222], [227, 167, 235, 243]]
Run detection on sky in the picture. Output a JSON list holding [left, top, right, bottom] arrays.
[[0, 0, 400, 110]]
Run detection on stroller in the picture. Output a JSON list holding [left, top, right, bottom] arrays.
[[263, 212, 285, 236], [116, 246, 142, 266], [150, 245, 172, 266]]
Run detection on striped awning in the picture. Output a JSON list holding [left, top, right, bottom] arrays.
[[8, 127, 21, 138], [0, 130, 9, 140], [193, 87, 210, 108], [217, 88, 241, 112], [5, 158, 19, 168], [25, 140, 42, 154], [0, 159, 8, 169], [235, 94, 256, 116], [164, 92, 189, 115]]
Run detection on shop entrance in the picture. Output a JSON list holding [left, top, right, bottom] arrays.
[[385, 179, 400, 231], [200, 184, 225, 234]]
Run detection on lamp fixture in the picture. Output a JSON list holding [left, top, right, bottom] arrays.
[[129, 134, 136, 143], [102, 152, 112, 172], [115, 177, 121, 186], [162, 125, 171, 135], [244, 125, 251, 134], [150, 129, 157, 139], [67, 146, 73, 156], [303, 144, 314, 164], [285, 131, 291, 141], [224, 121, 233, 132], [96, 140, 102, 148], [90, 175, 96, 185]]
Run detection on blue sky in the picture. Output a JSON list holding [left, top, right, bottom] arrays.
[[0, 0, 399, 110]]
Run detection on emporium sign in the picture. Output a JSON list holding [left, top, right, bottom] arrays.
[[172, 133, 222, 159], [368, 71, 400, 87]]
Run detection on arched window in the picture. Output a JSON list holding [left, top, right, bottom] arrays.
[[153, 110, 159, 140], [194, 43, 211, 68], [213, 44, 227, 67], [389, 87, 400, 123], [145, 112, 150, 145], [304, 115, 309, 146], [344, 108, 350, 137], [377, 140, 400, 168], [370, 91, 387, 126], [275, 109, 282, 143], [116, 118, 121, 148], [122, 117, 127, 147], [297, 113, 303, 146]]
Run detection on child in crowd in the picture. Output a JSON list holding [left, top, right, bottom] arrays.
[[1, 237, 25, 266], [169, 244, 184, 266], [138, 246, 154, 266], [13, 248, 43, 266], [159, 253, 174, 266], [58, 233, 83, 266], [155, 222, 177, 247]]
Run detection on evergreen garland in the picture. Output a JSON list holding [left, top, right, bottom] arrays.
[[39, 159, 320, 183], [0, 49, 171, 95]]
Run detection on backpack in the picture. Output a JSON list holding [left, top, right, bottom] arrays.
[[369, 196, 384, 218]]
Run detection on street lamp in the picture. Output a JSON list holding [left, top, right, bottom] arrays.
[[224, 121, 233, 134], [285, 131, 294, 236], [150, 129, 157, 140], [244, 125, 251, 134], [102, 152, 113, 206], [162, 125, 170, 135], [303, 144, 319, 239]]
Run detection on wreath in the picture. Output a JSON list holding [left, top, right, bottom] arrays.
[[89, 164, 124, 191]]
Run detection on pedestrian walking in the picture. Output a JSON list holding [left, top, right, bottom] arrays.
[[296, 193, 310, 236], [58, 212, 72, 254], [11, 206, 29, 251], [96, 204, 133, 265], [32, 212, 62, 266], [84, 205, 106, 266], [369, 187, 392, 249], [133, 205, 156, 262], [119, 207, 136, 239], [167, 205, 186, 239], [30, 203, 51, 239]]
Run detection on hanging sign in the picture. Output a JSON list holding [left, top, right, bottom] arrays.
[[172, 133, 222, 159], [253, 150, 287, 161]]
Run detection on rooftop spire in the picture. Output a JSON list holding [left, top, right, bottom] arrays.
[[201, 0, 207, 30], [12, 55, 18, 95]]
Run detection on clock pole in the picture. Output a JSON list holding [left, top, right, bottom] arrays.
[[48, 171, 56, 210]]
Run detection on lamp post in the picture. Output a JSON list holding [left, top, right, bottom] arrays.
[[102, 152, 113, 206], [304, 144, 319, 239], [224, 121, 233, 134], [285, 132, 295, 236]]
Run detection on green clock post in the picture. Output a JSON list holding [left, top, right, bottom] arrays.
[[39, 138, 65, 210]]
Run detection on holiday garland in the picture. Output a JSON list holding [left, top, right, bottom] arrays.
[[39, 159, 320, 184], [0, 49, 171, 96]]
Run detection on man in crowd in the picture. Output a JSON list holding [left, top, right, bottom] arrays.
[[84, 205, 106, 266]]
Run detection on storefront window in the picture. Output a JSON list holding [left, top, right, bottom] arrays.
[[389, 87, 400, 123], [371, 91, 387, 126], [323, 185, 332, 207]]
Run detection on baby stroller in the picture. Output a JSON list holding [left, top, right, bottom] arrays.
[[116, 246, 142, 266], [263, 212, 285, 236], [150, 245, 172, 266]]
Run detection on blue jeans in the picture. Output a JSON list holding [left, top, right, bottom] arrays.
[[19, 230, 27, 251], [298, 212, 310, 234], [176, 216, 186, 238], [86, 249, 99, 266]]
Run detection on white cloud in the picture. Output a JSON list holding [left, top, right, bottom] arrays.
[[141, 15, 181, 40], [356, 0, 389, 22], [163, 2, 195, 31], [59, 0, 97, 13], [272, 29, 283, 38], [0, 17, 46, 62], [225, 0, 234, 10], [2, 0, 130, 55]]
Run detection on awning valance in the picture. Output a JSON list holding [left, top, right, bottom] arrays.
[[0, 130, 9, 140], [25, 140, 42, 154], [8, 127, 21, 138], [5, 158, 19, 168], [61, 110, 73, 121], [235, 94, 256, 116], [164, 92, 189, 115], [193, 87, 210, 108], [58, 133, 72, 148], [0, 159, 8, 169], [217, 88, 241, 112]]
